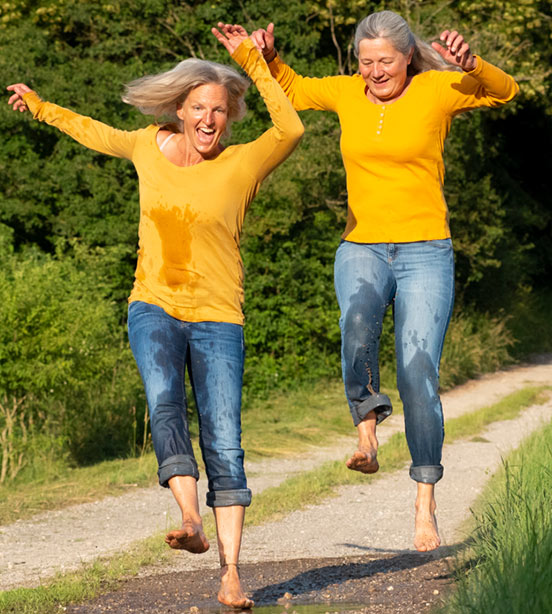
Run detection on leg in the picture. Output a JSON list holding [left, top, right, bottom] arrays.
[[413, 482, 439, 552], [393, 239, 455, 551], [334, 241, 395, 473], [164, 476, 209, 552], [187, 322, 252, 606], [214, 505, 254, 608], [127, 301, 208, 553]]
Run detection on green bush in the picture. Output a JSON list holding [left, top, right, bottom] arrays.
[[0, 231, 144, 480]]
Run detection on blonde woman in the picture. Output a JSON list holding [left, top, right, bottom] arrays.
[[8, 24, 303, 607]]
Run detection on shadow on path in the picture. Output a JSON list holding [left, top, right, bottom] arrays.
[[67, 549, 456, 614]]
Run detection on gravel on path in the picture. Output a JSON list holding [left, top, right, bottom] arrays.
[[1, 356, 551, 593]]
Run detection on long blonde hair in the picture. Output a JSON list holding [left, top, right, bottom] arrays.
[[122, 58, 250, 132], [354, 10, 455, 75]]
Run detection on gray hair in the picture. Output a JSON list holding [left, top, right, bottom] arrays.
[[122, 58, 250, 133], [354, 10, 453, 75]]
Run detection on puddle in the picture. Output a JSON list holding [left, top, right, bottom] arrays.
[[216, 604, 367, 614]]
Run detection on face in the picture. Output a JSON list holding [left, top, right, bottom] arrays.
[[177, 82, 229, 159], [358, 37, 413, 104]]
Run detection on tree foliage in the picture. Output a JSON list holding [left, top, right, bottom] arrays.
[[0, 0, 550, 470]]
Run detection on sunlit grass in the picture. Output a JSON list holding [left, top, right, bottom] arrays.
[[438, 409, 552, 613], [0, 378, 399, 525], [0, 386, 547, 614]]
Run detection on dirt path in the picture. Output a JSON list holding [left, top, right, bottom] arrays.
[[2, 356, 551, 611]]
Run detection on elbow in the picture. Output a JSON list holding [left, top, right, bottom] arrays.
[[289, 118, 305, 144], [503, 77, 521, 104]]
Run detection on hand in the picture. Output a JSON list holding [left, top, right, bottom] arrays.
[[6, 83, 34, 112], [250, 23, 276, 61], [431, 30, 477, 72], [211, 22, 251, 55]]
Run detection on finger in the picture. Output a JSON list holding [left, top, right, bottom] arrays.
[[267, 22, 274, 35], [457, 42, 470, 58], [449, 34, 464, 55], [445, 30, 459, 51], [211, 27, 232, 51], [431, 41, 448, 59], [439, 30, 451, 42], [250, 31, 266, 50], [8, 93, 21, 105], [234, 25, 248, 36]]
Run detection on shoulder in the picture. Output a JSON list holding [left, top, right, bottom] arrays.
[[413, 68, 463, 85]]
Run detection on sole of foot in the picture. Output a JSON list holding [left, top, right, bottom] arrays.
[[346, 449, 379, 474], [165, 525, 210, 553]]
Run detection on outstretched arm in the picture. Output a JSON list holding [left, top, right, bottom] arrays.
[[6, 83, 138, 160], [211, 23, 304, 181], [7, 83, 33, 112], [248, 23, 344, 112]]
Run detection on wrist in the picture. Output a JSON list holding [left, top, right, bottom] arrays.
[[463, 55, 478, 73], [263, 48, 277, 63]]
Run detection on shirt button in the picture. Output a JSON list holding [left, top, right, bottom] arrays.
[[376, 130, 381, 134]]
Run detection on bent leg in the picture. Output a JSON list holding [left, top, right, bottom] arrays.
[[334, 241, 395, 473], [127, 301, 207, 553], [164, 475, 209, 552]]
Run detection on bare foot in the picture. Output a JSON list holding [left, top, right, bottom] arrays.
[[346, 410, 379, 474], [346, 447, 379, 473], [165, 522, 209, 553], [414, 502, 441, 552], [218, 563, 254, 609]]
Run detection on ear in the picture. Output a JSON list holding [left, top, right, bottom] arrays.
[[175, 102, 185, 121], [407, 46, 414, 65]]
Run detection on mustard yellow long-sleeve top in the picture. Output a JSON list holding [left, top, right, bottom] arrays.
[[268, 54, 518, 243], [24, 40, 303, 324]]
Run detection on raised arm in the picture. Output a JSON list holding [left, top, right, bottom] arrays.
[[250, 23, 344, 112], [6, 83, 138, 160], [212, 24, 304, 181], [431, 30, 519, 111]]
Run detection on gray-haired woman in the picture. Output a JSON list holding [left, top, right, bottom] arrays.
[[249, 10, 518, 551], [8, 24, 303, 606]]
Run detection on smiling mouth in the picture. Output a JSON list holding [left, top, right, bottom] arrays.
[[196, 127, 216, 144]]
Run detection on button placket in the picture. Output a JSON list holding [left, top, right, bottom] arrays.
[[376, 105, 386, 135]]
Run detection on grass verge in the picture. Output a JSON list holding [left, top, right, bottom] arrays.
[[1, 385, 548, 614], [0, 381, 400, 526], [436, 408, 552, 613]]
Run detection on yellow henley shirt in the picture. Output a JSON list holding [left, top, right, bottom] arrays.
[[268, 54, 518, 243]]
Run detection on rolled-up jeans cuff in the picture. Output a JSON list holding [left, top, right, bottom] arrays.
[[158, 454, 199, 488], [352, 394, 393, 426], [409, 464, 443, 484], [206, 488, 252, 508]]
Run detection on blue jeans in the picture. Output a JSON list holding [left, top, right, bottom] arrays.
[[127, 301, 251, 507], [334, 239, 455, 484]]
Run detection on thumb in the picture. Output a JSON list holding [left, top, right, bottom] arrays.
[[431, 41, 447, 58]]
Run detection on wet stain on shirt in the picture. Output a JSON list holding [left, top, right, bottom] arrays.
[[148, 204, 199, 291]]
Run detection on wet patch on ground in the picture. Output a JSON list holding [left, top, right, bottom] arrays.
[[67, 550, 454, 614]]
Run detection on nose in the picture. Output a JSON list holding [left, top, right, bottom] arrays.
[[203, 109, 215, 126], [372, 63, 384, 78]]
